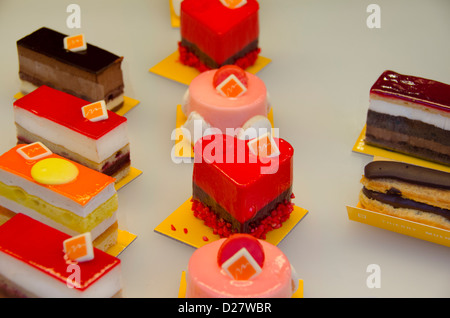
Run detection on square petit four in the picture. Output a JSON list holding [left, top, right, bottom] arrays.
[[17, 27, 125, 111], [0, 143, 118, 251], [365, 70, 450, 165], [14, 85, 130, 183], [0, 214, 121, 298]]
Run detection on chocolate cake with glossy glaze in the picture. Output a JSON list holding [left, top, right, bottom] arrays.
[[17, 27, 124, 111], [359, 160, 450, 230]]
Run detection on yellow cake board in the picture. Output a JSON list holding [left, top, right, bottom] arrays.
[[346, 203, 450, 248], [154, 197, 308, 249], [173, 105, 275, 159], [115, 166, 142, 191], [13, 92, 140, 116], [149, 50, 271, 86], [178, 271, 304, 298], [353, 125, 450, 173], [169, 0, 180, 28], [106, 229, 137, 257]]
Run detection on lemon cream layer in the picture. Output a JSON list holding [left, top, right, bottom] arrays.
[[0, 145, 118, 241]]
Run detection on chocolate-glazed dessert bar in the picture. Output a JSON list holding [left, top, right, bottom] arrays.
[[365, 70, 450, 165], [17, 27, 124, 111], [359, 160, 450, 230]]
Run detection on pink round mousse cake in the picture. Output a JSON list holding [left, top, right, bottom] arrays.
[[185, 235, 296, 298], [182, 66, 269, 133]]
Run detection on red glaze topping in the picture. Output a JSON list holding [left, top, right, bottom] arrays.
[[180, 0, 259, 65], [217, 234, 264, 267], [14, 85, 127, 140], [213, 65, 248, 88], [370, 70, 450, 113], [0, 214, 120, 291], [193, 134, 294, 224]]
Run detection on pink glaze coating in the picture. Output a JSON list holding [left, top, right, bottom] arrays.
[[185, 70, 268, 132], [186, 238, 293, 298]]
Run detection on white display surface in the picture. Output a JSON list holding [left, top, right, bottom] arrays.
[[0, 0, 449, 298]]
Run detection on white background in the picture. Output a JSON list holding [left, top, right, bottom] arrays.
[[0, 0, 449, 298]]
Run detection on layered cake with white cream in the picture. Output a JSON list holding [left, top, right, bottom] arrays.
[[182, 65, 271, 144], [185, 234, 298, 298], [365, 70, 450, 165], [0, 213, 121, 298], [13, 85, 130, 182], [17, 27, 125, 111], [0, 143, 118, 251]]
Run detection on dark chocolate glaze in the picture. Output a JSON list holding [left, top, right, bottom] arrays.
[[370, 70, 450, 113], [17, 27, 122, 74], [193, 182, 292, 233], [364, 161, 450, 189], [362, 187, 450, 221]]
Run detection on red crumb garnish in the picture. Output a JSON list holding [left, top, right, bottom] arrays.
[[191, 199, 294, 240], [202, 236, 209, 242], [184, 228, 188, 234], [171, 224, 176, 231]]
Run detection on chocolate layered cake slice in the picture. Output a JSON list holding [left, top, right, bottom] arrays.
[[179, 0, 260, 71], [13, 85, 130, 183], [359, 160, 450, 230], [192, 133, 294, 239], [17, 27, 125, 111], [365, 70, 450, 165]]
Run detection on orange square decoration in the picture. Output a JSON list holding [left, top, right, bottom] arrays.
[[81, 100, 108, 122], [63, 232, 94, 262], [216, 74, 247, 98], [221, 248, 262, 280], [247, 133, 280, 158], [63, 34, 87, 52], [16, 142, 52, 160]]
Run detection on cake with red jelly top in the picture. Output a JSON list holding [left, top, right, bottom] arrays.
[[192, 133, 294, 239], [13, 85, 130, 183], [178, 0, 260, 72], [186, 234, 297, 298], [0, 213, 121, 298], [365, 70, 450, 165]]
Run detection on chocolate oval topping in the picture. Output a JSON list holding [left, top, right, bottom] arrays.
[[364, 161, 450, 190]]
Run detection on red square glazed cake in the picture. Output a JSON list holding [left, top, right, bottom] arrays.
[[179, 0, 260, 72], [0, 214, 121, 298], [192, 134, 294, 239]]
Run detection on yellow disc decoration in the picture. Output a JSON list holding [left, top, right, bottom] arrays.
[[31, 158, 79, 185]]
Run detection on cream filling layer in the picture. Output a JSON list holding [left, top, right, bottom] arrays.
[[0, 195, 117, 240], [0, 169, 115, 217], [368, 99, 450, 131], [14, 106, 129, 163], [0, 253, 121, 298]]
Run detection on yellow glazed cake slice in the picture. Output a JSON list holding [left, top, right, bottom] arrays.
[[0, 142, 118, 251]]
